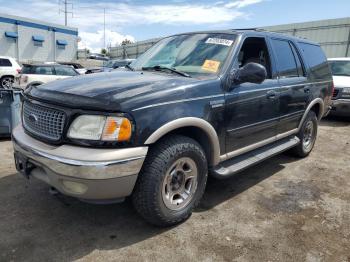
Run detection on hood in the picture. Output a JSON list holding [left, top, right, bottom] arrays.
[[332, 75, 350, 88], [26, 70, 199, 111]]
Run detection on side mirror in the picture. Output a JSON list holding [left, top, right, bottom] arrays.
[[232, 62, 267, 85]]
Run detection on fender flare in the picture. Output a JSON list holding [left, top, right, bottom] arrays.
[[298, 98, 324, 130], [144, 117, 221, 166]]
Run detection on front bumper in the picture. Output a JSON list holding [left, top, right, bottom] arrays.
[[12, 125, 148, 201], [330, 99, 350, 116]]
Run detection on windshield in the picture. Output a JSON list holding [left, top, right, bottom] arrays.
[[329, 61, 350, 77], [131, 33, 237, 78]]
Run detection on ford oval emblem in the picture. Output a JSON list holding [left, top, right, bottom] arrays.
[[28, 113, 38, 123]]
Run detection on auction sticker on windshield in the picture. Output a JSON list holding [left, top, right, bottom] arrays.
[[205, 38, 234, 46], [202, 60, 221, 73]]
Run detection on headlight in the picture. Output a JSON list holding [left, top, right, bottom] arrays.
[[343, 87, 350, 94], [68, 115, 132, 142]]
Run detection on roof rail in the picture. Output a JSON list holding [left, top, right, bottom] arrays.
[[231, 28, 266, 32]]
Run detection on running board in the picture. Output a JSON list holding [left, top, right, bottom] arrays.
[[212, 136, 300, 179]]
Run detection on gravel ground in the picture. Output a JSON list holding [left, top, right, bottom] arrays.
[[0, 117, 349, 262]]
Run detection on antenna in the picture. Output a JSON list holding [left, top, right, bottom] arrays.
[[59, 0, 73, 26]]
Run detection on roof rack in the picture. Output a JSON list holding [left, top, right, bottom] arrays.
[[231, 28, 266, 32]]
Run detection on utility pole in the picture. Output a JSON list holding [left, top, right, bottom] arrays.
[[59, 0, 73, 26], [103, 8, 106, 50]]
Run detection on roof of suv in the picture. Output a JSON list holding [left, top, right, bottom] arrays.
[[170, 29, 318, 46], [22, 63, 73, 67]]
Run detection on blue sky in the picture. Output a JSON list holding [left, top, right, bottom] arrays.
[[1, 0, 350, 51]]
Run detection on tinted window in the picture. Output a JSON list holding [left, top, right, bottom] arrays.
[[0, 59, 12, 67], [290, 43, 305, 76], [299, 43, 330, 80], [271, 39, 298, 78], [33, 66, 54, 75], [329, 61, 350, 77], [21, 66, 34, 74], [54, 66, 78, 76]]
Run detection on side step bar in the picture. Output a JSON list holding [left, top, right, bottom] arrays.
[[211, 136, 300, 179]]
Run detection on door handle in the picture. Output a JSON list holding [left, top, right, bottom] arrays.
[[266, 90, 277, 99]]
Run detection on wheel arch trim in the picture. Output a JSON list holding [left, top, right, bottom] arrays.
[[298, 98, 324, 130], [144, 117, 221, 166]]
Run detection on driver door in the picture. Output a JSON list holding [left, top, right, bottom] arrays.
[[224, 36, 280, 154]]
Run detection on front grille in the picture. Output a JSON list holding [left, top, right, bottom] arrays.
[[332, 88, 339, 99], [23, 101, 66, 141]]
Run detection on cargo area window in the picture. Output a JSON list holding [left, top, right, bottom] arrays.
[[238, 37, 272, 79], [0, 59, 12, 67]]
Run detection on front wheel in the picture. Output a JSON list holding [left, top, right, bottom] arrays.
[[290, 110, 318, 157], [132, 135, 208, 227]]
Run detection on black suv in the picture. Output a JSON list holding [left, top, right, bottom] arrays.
[[13, 30, 333, 226]]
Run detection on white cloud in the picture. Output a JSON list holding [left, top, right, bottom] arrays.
[[225, 0, 264, 8], [0, 0, 264, 52], [79, 30, 135, 52]]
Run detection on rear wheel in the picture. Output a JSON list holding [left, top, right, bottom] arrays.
[[132, 135, 208, 227], [1, 76, 14, 89], [290, 110, 318, 157]]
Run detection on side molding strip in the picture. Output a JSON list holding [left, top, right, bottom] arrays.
[[145, 117, 221, 166]]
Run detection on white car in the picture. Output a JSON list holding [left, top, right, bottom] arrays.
[[0, 56, 21, 89], [15, 64, 79, 89], [328, 58, 350, 116]]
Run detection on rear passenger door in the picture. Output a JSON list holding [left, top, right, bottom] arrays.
[[269, 38, 309, 134]]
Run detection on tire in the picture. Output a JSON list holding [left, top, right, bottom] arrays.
[[290, 110, 318, 158], [1, 76, 14, 89], [132, 135, 208, 227]]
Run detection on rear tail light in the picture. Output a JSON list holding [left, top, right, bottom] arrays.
[[21, 75, 28, 83]]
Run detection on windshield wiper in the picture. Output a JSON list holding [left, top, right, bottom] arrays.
[[125, 64, 134, 71], [142, 65, 191, 78]]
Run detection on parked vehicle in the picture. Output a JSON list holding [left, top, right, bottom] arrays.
[[59, 62, 87, 75], [12, 30, 333, 226], [102, 59, 136, 72], [328, 58, 350, 116], [89, 53, 109, 61], [0, 56, 21, 89], [15, 64, 79, 89]]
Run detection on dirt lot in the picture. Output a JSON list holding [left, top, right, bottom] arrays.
[[0, 117, 349, 262]]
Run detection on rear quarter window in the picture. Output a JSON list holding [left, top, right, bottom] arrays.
[[298, 43, 331, 80], [0, 59, 12, 67]]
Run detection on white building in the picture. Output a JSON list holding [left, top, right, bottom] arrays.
[[0, 13, 78, 63]]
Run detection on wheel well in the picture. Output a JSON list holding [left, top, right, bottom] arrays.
[[0, 75, 14, 80], [310, 103, 321, 120], [152, 126, 215, 167]]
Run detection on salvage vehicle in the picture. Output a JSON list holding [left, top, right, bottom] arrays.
[[58, 62, 87, 75], [0, 56, 21, 89], [15, 64, 79, 89], [12, 30, 333, 226], [328, 58, 350, 116]]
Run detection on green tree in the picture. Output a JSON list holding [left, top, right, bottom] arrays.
[[101, 48, 107, 55], [121, 39, 133, 46]]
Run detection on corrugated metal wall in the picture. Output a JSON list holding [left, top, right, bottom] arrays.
[[262, 17, 350, 58], [109, 17, 350, 59], [109, 38, 161, 59]]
